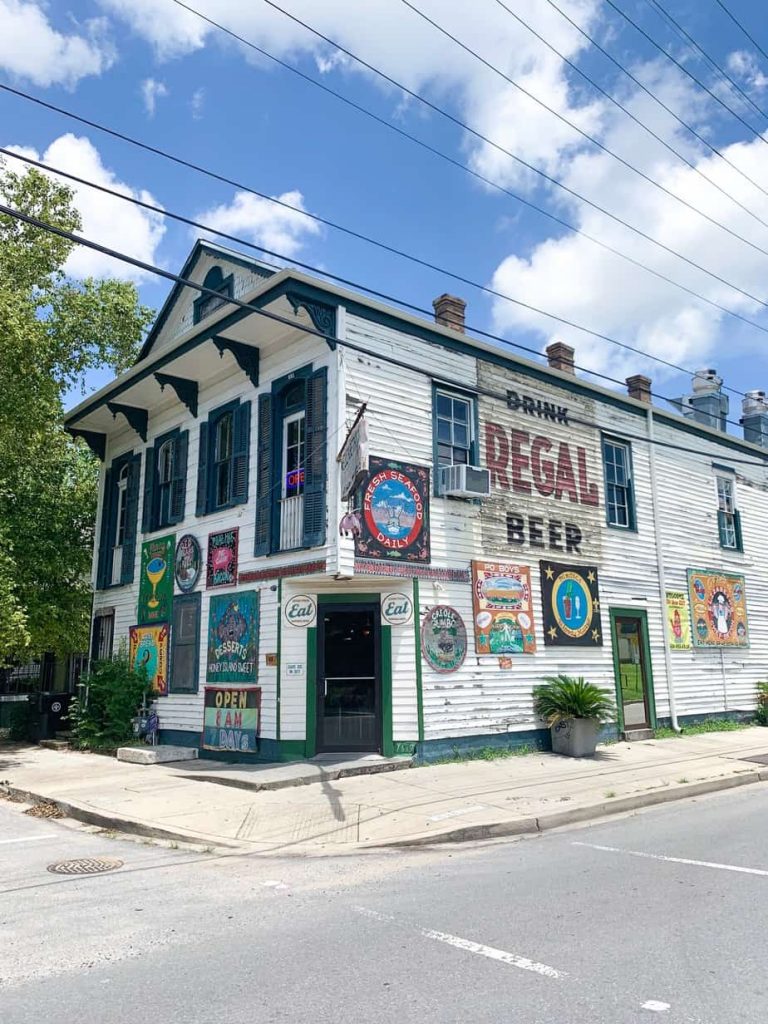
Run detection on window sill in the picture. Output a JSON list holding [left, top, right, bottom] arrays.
[[606, 522, 638, 534]]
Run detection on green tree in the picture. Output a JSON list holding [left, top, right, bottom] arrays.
[[0, 163, 154, 665]]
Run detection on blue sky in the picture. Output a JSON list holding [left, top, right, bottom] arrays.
[[2, 0, 768, 428]]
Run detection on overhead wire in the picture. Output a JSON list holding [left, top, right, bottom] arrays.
[[713, 0, 768, 68]]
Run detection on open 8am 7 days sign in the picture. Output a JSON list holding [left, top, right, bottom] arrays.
[[202, 687, 261, 753]]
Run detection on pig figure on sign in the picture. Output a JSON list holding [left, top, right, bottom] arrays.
[[339, 510, 362, 538]]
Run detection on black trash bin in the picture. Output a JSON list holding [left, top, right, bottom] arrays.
[[30, 692, 72, 741]]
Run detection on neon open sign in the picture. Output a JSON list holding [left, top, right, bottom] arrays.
[[285, 467, 305, 489]]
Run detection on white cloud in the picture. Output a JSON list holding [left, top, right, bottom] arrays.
[[3, 134, 166, 281], [726, 50, 768, 93], [190, 86, 205, 120], [0, 0, 115, 88], [195, 189, 321, 259], [141, 77, 168, 117]]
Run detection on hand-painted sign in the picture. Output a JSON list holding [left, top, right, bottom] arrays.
[[206, 590, 259, 682], [687, 570, 749, 647], [540, 561, 603, 646], [202, 687, 261, 753], [356, 457, 430, 563], [207, 528, 239, 588], [666, 590, 692, 650], [421, 605, 467, 673], [129, 623, 169, 695], [138, 534, 174, 624], [338, 411, 369, 500], [381, 592, 413, 626], [175, 534, 202, 593], [472, 561, 536, 655], [284, 594, 317, 628]]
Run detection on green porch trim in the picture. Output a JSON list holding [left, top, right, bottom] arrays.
[[381, 624, 394, 757], [317, 592, 382, 604], [276, 577, 282, 742], [305, 626, 317, 758], [608, 606, 657, 732], [413, 578, 424, 742]]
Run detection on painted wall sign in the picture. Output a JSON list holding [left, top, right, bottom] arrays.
[[138, 534, 175, 624], [381, 592, 414, 626], [540, 561, 603, 646], [129, 623, 169, 695], [338, 412, 369, 500], [206, 590, 259, 682], [506, 390, 568, 424], [174, 534, 202, 593], [421, 605, 467, 673], [265, 653, 278, 667], [206, 528, 239, 589], [284, 594, 317, 628], [472, 561, 536, 655], [485, 424, 599, 506], [687, 570, 749, 647], [202, 687, 261, 753], [356, 457, 430, 563], [665, 590, 692, 650]]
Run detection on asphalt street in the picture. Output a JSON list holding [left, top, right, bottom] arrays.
[[2, 782, 768, 1023]]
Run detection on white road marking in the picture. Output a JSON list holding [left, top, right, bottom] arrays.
[[0, 835, 57, 845], [641, 1000, 671, 1012], [428, 805, 487, 822], [260, 880, 289, 891], [574, 841, 768, 878], [354, 906, 565, 979]]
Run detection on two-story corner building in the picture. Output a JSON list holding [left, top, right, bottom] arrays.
[[64, 240, 768, 763]]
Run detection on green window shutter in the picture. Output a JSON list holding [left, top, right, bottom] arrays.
[[170, 593, 201, 693], [303, 366, 328, 548], [170, 429, 189, 524], [231, 401, 251, 506], [121, 454, 141, 585], [142, 444, 156, 533], [717, 509, 728, 547], [96, 467, 114, 590], [254, 393, 273, 555], [734, 509, 744, 552], [196, 421, 209, 517]]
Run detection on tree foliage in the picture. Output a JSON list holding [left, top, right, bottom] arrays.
[[0, 163, 154, 665]]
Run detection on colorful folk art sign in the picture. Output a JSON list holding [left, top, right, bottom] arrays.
[[206, 590, 259, 682], [421, 605, 467, 673], [202, 687, 261, 753], [665, 590, 692, 650], [137, 534, 175, 624], [175, 534, 202, 593], [540, 561, 603, 646], [686, 570, 749, 647], [356, 457, 430, 563], [472, 561, 536, 655], [206, 528, 239, 589], [129, 623, 169, 695]]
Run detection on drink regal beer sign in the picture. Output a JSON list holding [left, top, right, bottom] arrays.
[[356, 457, 430, 563]]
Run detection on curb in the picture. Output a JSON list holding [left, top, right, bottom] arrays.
[[378, 770, 768, 848]]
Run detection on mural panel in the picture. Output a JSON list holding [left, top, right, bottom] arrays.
[[540, 561, 603, 647], [472, 561, 536, 655], [356, 457, 430, 563], [687, 570, 749, 647], [206, 590, 259, 682]]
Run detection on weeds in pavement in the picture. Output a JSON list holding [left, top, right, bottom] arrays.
[[653, 719, 752, 739], [677, 777, 690, 784], [604, 790, 616, 799], [429, 743, 541, 766]]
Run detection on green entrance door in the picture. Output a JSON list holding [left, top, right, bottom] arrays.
[[611, 612, 655, 731]]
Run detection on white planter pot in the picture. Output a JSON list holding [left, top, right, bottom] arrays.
[[550, 718, 599, 758]]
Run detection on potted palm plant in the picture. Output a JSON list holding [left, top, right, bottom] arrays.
[[533, 674, 616, 757]]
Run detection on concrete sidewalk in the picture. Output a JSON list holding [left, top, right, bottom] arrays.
[[2, 730, 768, 853]]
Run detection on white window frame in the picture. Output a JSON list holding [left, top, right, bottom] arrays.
[[435, 389, 475, 468], [282, 411, 306, 499], [716, 474, 738, 550]]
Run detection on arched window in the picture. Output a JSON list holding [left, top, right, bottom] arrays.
[[116, 462, 130, 548], [193, 264, 234, 324], [157, 438, 176, 527]]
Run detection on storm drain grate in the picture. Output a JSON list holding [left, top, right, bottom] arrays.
[[47, 857, 124, 876]]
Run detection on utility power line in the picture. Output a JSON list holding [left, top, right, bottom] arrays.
[[713, 0, 768, 68]]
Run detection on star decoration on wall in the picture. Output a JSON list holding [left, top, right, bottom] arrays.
[[594, 599, 600, 610], [544, 566, 555, 580], [591, 628, 600, 643], [587, 570, 596, 584], [547, 626, 558, 640]]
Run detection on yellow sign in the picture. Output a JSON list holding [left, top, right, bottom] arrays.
[[686, 570, 749, 648], [665, 590, 691, 650]]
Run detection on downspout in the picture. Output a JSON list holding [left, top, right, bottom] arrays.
[[647, 407, 682, 733]]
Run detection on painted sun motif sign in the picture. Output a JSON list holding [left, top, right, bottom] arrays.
[[687, 570, 749, 647], [356, 457, 430, 563], [472, 561, 536, 655], [129, 623, 169, 695], [206, 590, 259, 682], [202, 686, 261, 753], [138, 534, 175, 624], [665, 590, 692, 650], [540, 561, 603, 646], [421, 605, 467, 673]]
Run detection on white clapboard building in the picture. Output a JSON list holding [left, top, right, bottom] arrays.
[[64, 241, 768, 762]]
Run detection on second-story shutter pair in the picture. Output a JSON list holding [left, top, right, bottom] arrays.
[[195, 402, 250, 516], [142, 431, 189, 531]]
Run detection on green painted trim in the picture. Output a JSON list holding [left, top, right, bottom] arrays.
[[430, 381, 480, 496], [305, 626, 317, 758], [276, 578, 282, 742], [601, 433, 638, 534], [317, 592, 382, 604], [609, 607, 657, 731], [413, 578, 424, 742], [392, 741, 417, 757], [381, 624, 394, 757]]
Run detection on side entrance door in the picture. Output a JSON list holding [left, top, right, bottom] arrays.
[[316, 602, 381, 753], [610, 609, 656, 732]]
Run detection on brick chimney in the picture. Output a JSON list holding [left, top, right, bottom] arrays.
[[546, 341, 575, 375], [433, 293, 466, 333], [626, 374, 652, 404]]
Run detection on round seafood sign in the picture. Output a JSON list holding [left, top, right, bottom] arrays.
[[381, 592, 413, 626], [284, 594, 317, 628], [421, 605, 467, 674]]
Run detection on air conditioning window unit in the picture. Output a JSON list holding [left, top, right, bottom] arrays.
[[439, 464, 491, 498]]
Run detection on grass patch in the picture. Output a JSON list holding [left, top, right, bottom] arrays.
[[428, 743, 540, 766], [654, 719, 753, 740]]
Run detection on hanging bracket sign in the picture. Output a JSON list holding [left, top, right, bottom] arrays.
[[337, 405, 369, 500]]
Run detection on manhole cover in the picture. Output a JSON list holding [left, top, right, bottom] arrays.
[[47, 857, 124, 876]]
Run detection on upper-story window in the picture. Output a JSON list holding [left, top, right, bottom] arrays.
[[716, 473, 742, 550], [435, 390, 475, 468], [143, 429, 189, 533], [97, 451, 141, 589], [602, 437, 635, 530], [196, 400, 251, 517], [193, 265, 234, 324]]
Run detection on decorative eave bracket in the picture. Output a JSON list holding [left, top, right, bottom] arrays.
[[106, 402, 148, 442], [154, 372, 199, 418], [66, 427, 106, 461], [212, 336, 259, 388], [286, 292, 337, 349]]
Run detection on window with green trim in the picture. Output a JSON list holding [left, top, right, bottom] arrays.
[[96, 451, 141, 589], [193, 265, 234, 324], [435, 390, 475, 468], [716, 474, 742, 551], [602, 437, 635, 530], [143, 428, 189, 533], [196, 400, 251, 517]]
